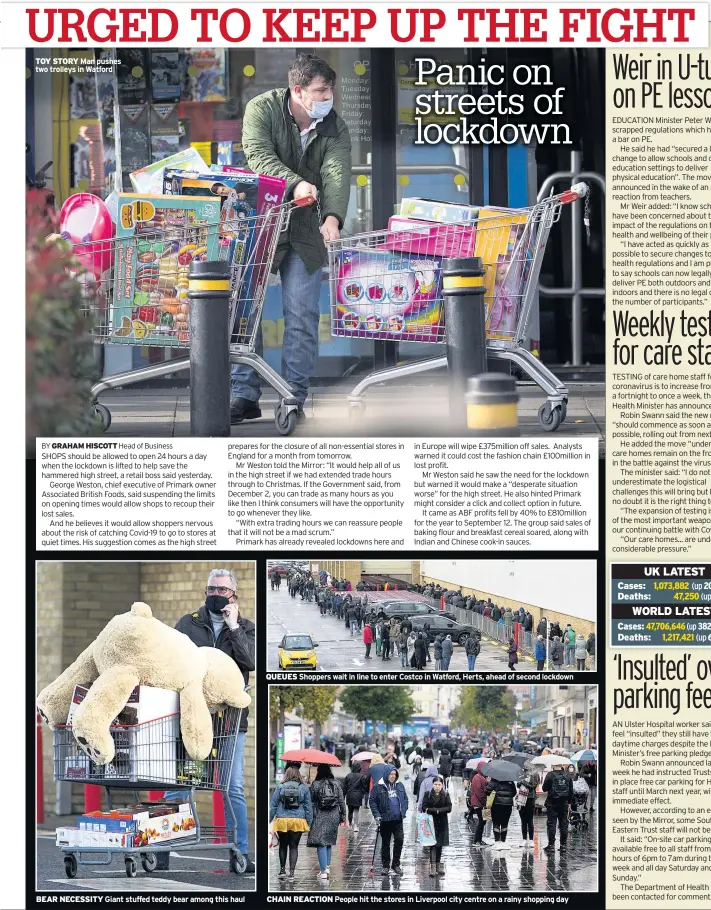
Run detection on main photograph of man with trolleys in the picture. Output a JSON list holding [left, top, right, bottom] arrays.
[[34, 561, 257, 892], [26, 47, 605, 441]]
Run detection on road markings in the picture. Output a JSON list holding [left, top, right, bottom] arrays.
[[46, 878, 228, 891]]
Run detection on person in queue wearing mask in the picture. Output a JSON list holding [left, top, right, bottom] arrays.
[[158, 569, 256, 874]]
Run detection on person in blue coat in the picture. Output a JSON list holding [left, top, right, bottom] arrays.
[[369, 767, 409, 876], [535, 634, 547, 671], [269, 764, 314, 879]]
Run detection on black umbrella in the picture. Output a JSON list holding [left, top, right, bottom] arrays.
[[500, 753, 529, 769], [480, 760, 524, 782]]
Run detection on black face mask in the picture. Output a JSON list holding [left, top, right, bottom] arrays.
[[206, 595, 231, 615]]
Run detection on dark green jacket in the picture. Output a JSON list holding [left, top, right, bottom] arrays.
[[242, 87, 352, 274]]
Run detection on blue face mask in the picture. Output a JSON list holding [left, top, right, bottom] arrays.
[[304, 91, 333, 119]]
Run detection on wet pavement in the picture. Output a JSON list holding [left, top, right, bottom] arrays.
[[268, 585, 527, 673], [268, 777, 597, 892]]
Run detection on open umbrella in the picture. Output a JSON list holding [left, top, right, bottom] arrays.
[[500, 753, 529, 769], [281, 748, 341, 766], [530, 754, 571, 771], [480, 760, 523, 782], [353, 751, 382, 762], [571, 749, 597, 763]]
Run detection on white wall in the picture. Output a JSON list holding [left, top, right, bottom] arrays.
[[420, 560, 596, 622], [361, 560, 412, 577]]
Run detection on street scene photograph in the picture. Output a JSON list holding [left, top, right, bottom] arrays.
[[36, 561, 258, 892], [268, 683, 598, 892], [268, 559, 597, 674]]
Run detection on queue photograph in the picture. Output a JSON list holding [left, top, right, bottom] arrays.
[[268, 684, 598, 892], [268, 559, 597, 674]]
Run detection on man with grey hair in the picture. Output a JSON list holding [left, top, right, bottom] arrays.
[[158, 569, 256, 875]]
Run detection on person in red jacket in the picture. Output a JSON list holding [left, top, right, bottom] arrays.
[[363, 623, 373, 659], [469, 761, 490, 847]]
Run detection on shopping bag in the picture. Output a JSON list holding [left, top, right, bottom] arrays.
[[416, 811, 437, 847]]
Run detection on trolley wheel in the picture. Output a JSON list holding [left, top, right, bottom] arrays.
[[274, 404, 297, 436], [125, 857, 138, 878], [230, 849, 247, 875], [64, 855, 78, 879], [560, 398, 568, 423], [538, 402, 563, 432], [349, 401, 366, 422], [141, 853, 158, 873], [93, 402, 112, 431]]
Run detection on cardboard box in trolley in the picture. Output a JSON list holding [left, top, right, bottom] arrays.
[[133, 809, 197, 847]]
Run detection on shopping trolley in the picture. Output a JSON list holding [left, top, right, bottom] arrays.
[[74, 197, 314, 436], [327, 183, 589, 432], [52, 704, 249, 879]]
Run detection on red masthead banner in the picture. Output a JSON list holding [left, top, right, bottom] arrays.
[[14, 4, 711, 47]]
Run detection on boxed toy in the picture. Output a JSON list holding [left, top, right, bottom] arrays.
[[134, 810, 197, 847], [129, 146, 209, 195], [333, 248, 443, 343], [385, 215, 477, 258], [400, 197, 480, 225], [111, 194, 221, 346], [209, 166, 286, 215], [473, 208, 529, 339], [163, 168, 260, 265]]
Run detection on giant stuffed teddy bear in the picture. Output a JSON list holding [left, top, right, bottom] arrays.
[[37, 602, 251, 765]]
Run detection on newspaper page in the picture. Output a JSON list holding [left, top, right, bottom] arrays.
[[6, 3, 711, 910]]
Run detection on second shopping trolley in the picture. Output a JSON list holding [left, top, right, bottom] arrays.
[[327, 183, 589, 432]]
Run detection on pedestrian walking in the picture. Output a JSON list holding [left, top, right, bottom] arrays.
[[417, 764, 440, 809], [580, 760, 597, 812], [363, 622, 373, 659], [308, 765, 346, 879], [551, 635, 564, 671], [369, 767, 408, 876], [433, 634, 443, 670], [422, 776, 452, 876], [375, 620, 383, 657], [465, 632, 481, 671], [343, 761, 368, 832], [468, 760, 490, 846], [516, 763, 540, 848], [438, 749, 452, 790], [441, 634, 454, 671], [507, 637, 519, 672], [542, 763, 573, 853], [564, 624, 576, 666], [575, 633, 588, 670], [535, 634, 547, 671], [486, 773, 517, 850], [270, 765, 313, 879]]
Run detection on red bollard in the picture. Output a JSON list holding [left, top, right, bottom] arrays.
[[213, 791, 226, 844], [440, 596, 445, 612], [36, 711, 44, 825], [84, 785, 102, 813]]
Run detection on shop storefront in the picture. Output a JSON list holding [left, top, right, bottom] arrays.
[[26, 47, 605, 381]]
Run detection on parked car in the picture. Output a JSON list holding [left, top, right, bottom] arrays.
[[373, 600, 456, 621], [278, 634, 319, 669], [409, 614, 475, 645]]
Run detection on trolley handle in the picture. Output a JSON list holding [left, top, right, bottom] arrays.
[[293, 194, 317, 207], [556, 182, 589, 205]]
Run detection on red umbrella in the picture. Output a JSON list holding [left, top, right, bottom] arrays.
[[281, 748, 341, 766]]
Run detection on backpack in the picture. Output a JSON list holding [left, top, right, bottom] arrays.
[[549, 772, 569, 801], [280, 780, 301, 810], [316, 778, 339, 810]]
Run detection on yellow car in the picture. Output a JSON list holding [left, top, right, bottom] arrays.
[[278, 634, 319, 670]]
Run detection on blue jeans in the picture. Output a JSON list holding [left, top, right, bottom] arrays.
[[164, 730, 248, 855], [400, 649, 408, 667], [230, 249, 323, 405], [467, 654, 477, 671], [565, 643, 575, 666], [316, 845, 332, 871]]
